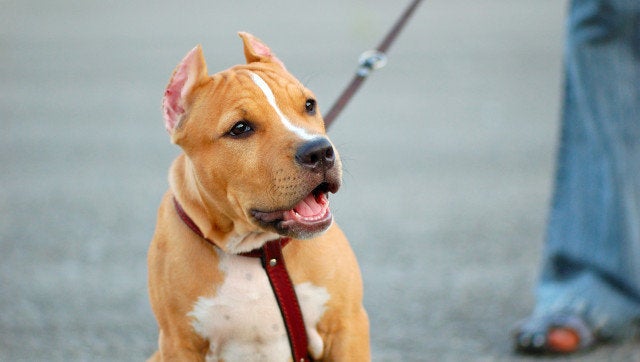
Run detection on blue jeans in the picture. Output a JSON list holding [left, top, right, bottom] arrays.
[[534, 0, 640, 339]]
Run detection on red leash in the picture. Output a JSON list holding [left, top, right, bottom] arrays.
[[261, 239, 310, 362], [323, 0, 423, 128], [173, 198, 311, 361]]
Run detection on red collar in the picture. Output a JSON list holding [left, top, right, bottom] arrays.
[[172, 197, 292, 256], [172, 197, 311, 361]]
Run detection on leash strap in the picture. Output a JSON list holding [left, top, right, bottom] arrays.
[[261, 239, 310, 362], [172, 198, 311, 361], [323, 0, 423, 128]]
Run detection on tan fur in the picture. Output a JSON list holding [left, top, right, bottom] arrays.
[[148, 33, 370, 361]]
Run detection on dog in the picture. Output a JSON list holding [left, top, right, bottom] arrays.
[[147, 32, 370, 361]]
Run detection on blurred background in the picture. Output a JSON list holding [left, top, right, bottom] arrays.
[[2, 0, 638, 360]]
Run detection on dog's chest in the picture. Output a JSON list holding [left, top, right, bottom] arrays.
[[189, 253, 329, 362]]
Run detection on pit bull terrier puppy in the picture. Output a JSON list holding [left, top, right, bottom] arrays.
[[147, 32, 370, 361]]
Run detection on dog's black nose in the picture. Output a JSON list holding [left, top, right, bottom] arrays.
[[295, 138, 335, 172]]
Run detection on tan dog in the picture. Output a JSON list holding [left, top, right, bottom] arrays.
[[147, 32, 370, 361]]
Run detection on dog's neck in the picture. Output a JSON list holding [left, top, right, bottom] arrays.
[[170, 154, 280, 254]]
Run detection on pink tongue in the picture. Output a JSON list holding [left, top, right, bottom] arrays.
[[293, 193, 324, 217]]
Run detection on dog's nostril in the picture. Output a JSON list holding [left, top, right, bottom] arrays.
[[325, 147, 334, 160], [296, 138, 335, 171]]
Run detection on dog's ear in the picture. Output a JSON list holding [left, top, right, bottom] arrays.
[[162, 45, 209, 137], [238, 32, 286, 69]]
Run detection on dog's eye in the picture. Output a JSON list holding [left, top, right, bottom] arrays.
[[305, 99, 316, 115], [228, 121, 254, 138]]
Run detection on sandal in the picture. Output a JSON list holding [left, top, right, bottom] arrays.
[[513, 313, 595, 354]]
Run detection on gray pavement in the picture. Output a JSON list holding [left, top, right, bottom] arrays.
[[1, 0, 638, 361]]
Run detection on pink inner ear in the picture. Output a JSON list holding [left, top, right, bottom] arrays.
[[163, 69, 187, 132], [162, 46, 203, 133], [249, 38, 273, 58], [244, 33, 286, 69]]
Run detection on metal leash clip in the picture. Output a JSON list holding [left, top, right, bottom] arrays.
[[323, 0, 422, 127], [357, 50, 388, 77]]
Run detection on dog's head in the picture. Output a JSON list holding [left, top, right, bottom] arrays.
[[162, 32, 342, 253]]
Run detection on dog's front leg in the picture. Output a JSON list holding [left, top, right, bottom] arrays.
[[322, 307, 371, 361], [148, 328, 208, 362]]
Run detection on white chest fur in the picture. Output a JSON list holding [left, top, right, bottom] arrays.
[[189, 252, 329, 361]]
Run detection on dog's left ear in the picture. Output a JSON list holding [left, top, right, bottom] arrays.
[[238, 32, 286, 69]]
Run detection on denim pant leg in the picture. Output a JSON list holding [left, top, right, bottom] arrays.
[[535, 0, 640, 339]]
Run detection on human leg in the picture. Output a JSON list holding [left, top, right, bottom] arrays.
[[514, 0, 640, 354]]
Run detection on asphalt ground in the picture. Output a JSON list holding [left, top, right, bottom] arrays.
[[1, 0, 639, 361]]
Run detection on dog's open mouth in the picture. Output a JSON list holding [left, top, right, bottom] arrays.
[[283, 188, 331, 224], [252, 183, 334, 237]]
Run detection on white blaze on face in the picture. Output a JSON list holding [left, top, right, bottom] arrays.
[[250, 72, 317, 141]]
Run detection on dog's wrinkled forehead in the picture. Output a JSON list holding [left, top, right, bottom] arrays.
[[248, 71, 320, 141]]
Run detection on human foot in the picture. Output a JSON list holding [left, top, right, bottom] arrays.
[[513, 313, 595, 354]]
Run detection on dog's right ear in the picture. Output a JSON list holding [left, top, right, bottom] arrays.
[[162, 45, 209, 138]]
